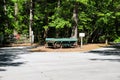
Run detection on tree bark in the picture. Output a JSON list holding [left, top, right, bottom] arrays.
[[14, 2, 18, 35], [3, 0, 7, 31], [43, 0, 48, 39], [71, 2, 78, 38], [29, 0, 33, 43], [58, 0, 60, 8], [3, 0, 7, 44]]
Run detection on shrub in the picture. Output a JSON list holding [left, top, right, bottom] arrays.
[[114, 37, 120, 43]]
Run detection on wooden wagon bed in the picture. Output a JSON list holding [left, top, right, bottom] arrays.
[[45, 38, 77, 48]]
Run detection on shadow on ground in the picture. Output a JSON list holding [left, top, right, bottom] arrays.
[[88, 43, 120, 62], [90, 58, 120, 62], [0, 47, 26, 71], [89, 43, 120, 56]]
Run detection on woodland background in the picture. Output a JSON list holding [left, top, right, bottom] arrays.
[[0, 0, 120, 45]]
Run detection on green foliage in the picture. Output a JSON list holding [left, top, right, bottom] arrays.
[[49, 18, 71, 29], [68, 0, 88, 4], [99, 35, 106, 42], [1, 0, 120, 44], [43, 26, 48, 30], [76, 0, 88, 4], [5, 28, 13, 34], [114, 37, 120, 43], [115, 12, 120, 16], [79, 12, 92, 26]]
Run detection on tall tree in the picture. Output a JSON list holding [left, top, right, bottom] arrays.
[[29, 0, 33, 43], [71, 2, 78, 38], [69, 0, 88, 38]]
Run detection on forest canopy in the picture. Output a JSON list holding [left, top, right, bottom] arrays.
[[0, 0, 120, 44]]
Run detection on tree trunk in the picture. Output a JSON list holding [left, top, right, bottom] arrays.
[[29, 0, 33, 43], [43, 0, 48, 39], [115, 18, 120, 36], [3, 0, 7, 44], [58, 0, 60, 8], [56, 0, 61, 38], [3, 0, 7, 33], [15, 2, 18, 18], [3, 0, 7, 15], [14, 2, 18, 35], [71, 2, 78, 38]]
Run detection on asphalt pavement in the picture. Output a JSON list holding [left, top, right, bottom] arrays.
[[0, 47, 120, 80]]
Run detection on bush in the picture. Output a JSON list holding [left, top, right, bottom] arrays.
[[99, 35, 106, 43], [114, 37, 120, 43]]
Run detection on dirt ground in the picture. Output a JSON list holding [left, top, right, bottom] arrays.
[[7, 43, 109, 52], [29, 43, 109, 52]]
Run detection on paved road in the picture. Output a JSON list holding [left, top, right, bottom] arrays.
[[0, 47, 120, 80]]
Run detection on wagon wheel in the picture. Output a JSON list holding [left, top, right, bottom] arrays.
[[45, 43, 48, 48], [54, 42, 61, 48], [53, 42, 57, 48], [60, 42, 63, 48]]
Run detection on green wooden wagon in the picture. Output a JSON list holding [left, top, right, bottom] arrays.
[[45, 38, 77, 48]]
